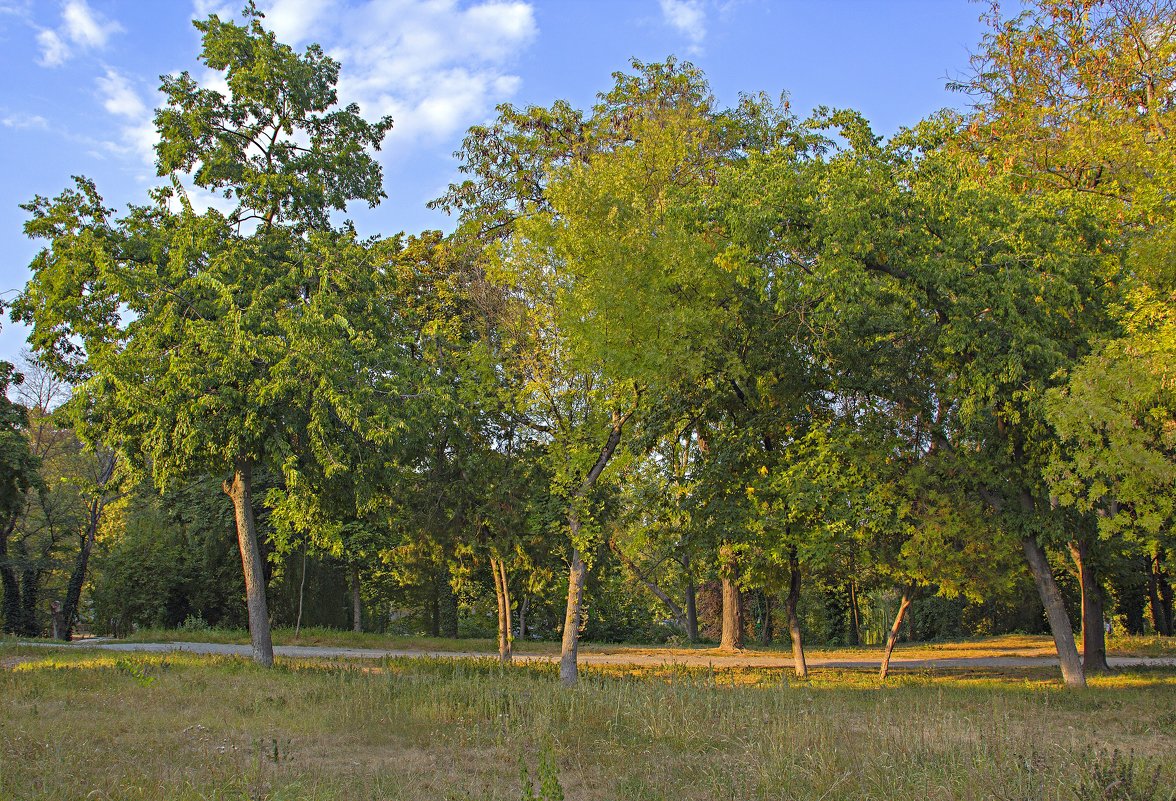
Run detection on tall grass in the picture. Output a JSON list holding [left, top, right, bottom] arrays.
[[2, 648, 1173, 800]]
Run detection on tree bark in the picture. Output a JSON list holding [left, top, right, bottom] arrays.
[[880, 583, 915, 682], [1068, 538, 1108, 673], [1157, 551, 1174, 635], [758, 590, 773, 646], [19, 566, 40, 636], [1022, 534, 1085, 688], [719, 544, 743, 652], [847, 576, 861, 647], [785, 550, 807, 678], [350, 563, 363, 633], [559, 545, 587, 686], [610, 539, 690, 635], [497, 557, 513, 663], [684, 576, 698, 643], [1148, 554, 1168, 635], [223, 457, 274, 667], [294, 548, 307, 637], [517, 594, 529, 640]]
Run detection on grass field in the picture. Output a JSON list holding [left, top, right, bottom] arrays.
[[2, 644, 1174, 800], [114, 627, 1176, 660]]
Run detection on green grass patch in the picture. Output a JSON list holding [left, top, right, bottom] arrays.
[[2, 644, 1174, 800]]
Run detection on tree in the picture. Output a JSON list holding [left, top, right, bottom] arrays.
[[14, 9, 397, 665]]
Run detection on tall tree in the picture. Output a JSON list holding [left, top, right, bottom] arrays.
[[14, 9, 396, 665]]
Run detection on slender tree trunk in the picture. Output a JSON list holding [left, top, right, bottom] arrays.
[[294, 548, 307, 637], [518, 594, 529, 640], [429, 581, 440, 637], [1022, 534, 1085, 688], [497, 558, 513, 663], [1148, 554, 1168, 635], [785, 550, 807, 678], [719, 544, 743, 652], [223, 457, 274, 667], [848, 576, 861, 647], [439, 569, 458, 638], [350, 564, 363, 634], [880, 583, 915, 681], [559, 544, 587, 686], [492, 557, 507, 662], [1069, 539, 1108, 673], [609, 539, 690, 634], [758, 591, 773, 646], [684, 576, 698, 643]]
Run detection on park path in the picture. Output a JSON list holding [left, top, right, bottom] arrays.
[[30, 638, 1176, 671]]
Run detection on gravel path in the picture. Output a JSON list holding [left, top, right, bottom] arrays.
[[24, 638, 1176, 671]]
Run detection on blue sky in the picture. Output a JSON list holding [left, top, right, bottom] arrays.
[[1, 0, 1001, 363]]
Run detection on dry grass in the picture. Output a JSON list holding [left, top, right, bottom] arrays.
[[2, 644, 1174, 801]]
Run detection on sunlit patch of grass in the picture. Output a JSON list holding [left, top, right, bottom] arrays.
[[3, 642, 1174, 800]]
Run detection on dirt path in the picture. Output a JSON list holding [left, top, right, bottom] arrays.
[[24, 638, 1176, 671]]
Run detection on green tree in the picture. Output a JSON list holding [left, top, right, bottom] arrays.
[[14, 9, 397, 665]]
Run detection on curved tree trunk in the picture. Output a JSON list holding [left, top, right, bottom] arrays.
[[0, 519, 21, 635], [880, 583, 915, 682], [223, 457, 274, 667], [1022, 534, 1084, 688], [785, 550, 807, 678], [758, 591, 773, 646], [60, 452, 117, 640], [719, 544, 743, 652], [684, 577, 698, 643], [498, 558, 512, 663], [1068, 538, 1108, 673], [559, 545, 587, 686]]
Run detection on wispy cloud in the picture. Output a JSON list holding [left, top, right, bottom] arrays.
[[659, 0, 706, 51], [36, 0, 122, 67], [1, 111, 49, 130], [239, 0, 537, 145], [95, 68, 157, 166]]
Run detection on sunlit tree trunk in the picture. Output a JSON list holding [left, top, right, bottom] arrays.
[[785, 550, 807, 678], [559, 543, 587, 686], [1022, 533, 1084, 688], [350, 563, 363, 634], [1068, 538, 1107, 673], [880, 583, 915, 682], [719, 544, 743, 652], [223, 457, 274, 667]]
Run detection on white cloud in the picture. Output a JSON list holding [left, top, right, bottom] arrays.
[[259, 0, 337, 44], [35, 28, 68, 66], [94, 69, 159, 167], [62, 0, 118, 47], [97, 68, 147, 118], [1, 112, 49, 129], [659, 0, 706, 49], [324, 0, 538, 143], [35, 0, 122, 67]]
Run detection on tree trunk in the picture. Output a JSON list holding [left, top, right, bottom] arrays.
[[350, 564, 363, 634], [847, 576, 861, 647], [684, 576, 698, 643], [880, 583, 915, 681], [1022, 534, 1085, 688], [518, 594, 529, 640], [758, 591, 773, 646], [223, 457, 274, 667], [1148, 554, 1169, 635], [785, 550, 807, 678], [19, 567, 40, 637], [1068, 539, 1108, 673], [294, 549, 307, 637], [492, 557, 513, 664], [719, 544, 743, 652], [0, 520, 21, 636], [559, 545, 587, 686]]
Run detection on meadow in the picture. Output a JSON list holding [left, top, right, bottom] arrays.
[[2, 644, 1174, 801]]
